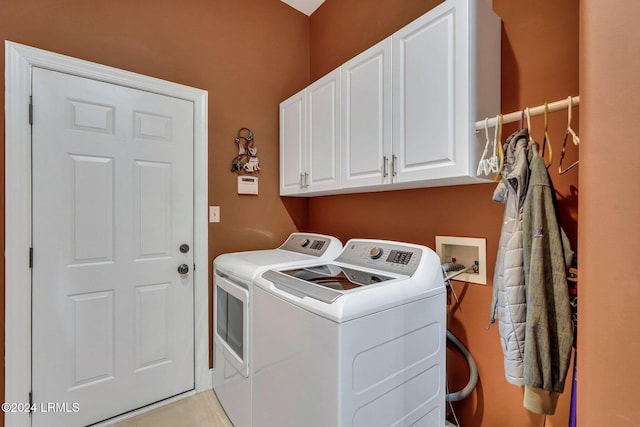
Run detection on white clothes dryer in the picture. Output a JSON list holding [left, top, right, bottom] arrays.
[[212, 233, 342, 427], [252, 239, 447, 427]]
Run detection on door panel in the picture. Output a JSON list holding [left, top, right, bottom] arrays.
[[135, 282, 172, 369], [70, 155, 114, 263], [68, 291, 115, 388], [134, 161, 172, 259], [32, 67, 195, 427]]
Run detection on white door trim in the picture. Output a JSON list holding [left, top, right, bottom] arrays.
[[4, 41, 210, 427]]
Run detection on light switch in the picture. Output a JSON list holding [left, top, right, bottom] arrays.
[[209, 206, 220, 223]]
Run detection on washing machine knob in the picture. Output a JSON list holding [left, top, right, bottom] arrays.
[[301, 238, 311, 248], [369, 247, 384, 259]]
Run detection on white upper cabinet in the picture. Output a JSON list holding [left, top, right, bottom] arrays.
[[280, 69, 341, 195], [392, 1, 459, 183], [306, 70, 341, 192], [280, 91, 305, 195], [341, 37, 392, 189], [392, 0, 500, 186], [280, 0, 501, 196]]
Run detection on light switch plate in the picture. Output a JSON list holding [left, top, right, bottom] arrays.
[[209, 206, 220, 223]]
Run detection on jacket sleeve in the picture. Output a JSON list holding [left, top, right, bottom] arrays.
[[522, 156, 574, 415]]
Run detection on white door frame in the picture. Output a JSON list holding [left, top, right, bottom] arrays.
[[4, 41, 210, 426]]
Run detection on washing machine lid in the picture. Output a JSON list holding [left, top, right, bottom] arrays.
[[215, 249, 318, 282], [279, 264, 394, 290], [261, 263, 402, 304], [214, 233, 343, 282]]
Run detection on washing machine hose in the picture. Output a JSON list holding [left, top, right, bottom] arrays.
[[445, 330, 478, 402]]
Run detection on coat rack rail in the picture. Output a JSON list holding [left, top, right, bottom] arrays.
[[474, 96, 580, 131]]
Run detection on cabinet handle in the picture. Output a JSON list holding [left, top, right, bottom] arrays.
[[383, 156, 389, 178], [304, 172, 310, 188], [300, 173, 304, 188], [392, 155, 398, 178]]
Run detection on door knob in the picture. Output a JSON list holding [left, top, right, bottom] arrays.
[[177, 264, 189, 274], [179, 244, 190, 254]]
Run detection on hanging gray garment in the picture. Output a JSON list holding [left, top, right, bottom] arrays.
[[490, 128, 530, 386], [522, 141, 574, 415]]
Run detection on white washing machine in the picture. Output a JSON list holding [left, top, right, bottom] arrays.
[[212, 233, 343, 427], [252, 239, 447, 427]]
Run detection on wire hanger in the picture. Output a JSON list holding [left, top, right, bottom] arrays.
[[494, 114, 504, 181], [559, 96, 580, 174], [525, 105, 552, 166], [542, 103, 553, 168], [525, 107, 532, 142]]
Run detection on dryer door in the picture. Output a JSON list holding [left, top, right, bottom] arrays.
[[214, 272, 249, 377]]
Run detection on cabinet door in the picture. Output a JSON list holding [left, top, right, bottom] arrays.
[[392, 0, 467, 182], [341, 37, 392, 188], [306, 69, 341, 192], [280, 90, 305, 195]]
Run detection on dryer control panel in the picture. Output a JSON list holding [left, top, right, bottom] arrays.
[[279, 233, 340, 257]]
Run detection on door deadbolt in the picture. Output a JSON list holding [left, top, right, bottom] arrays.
[[179, 244, 190, 254], [177, 264, 189, 274]]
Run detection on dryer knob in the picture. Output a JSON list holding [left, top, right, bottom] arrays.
[[369, 247, 384, 259]]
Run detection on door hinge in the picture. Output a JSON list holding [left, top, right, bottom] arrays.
[[193, 263, 196, 271], [29, 247, 33, 269], [29, 391, 33, 406], [29, 96, 33, 125]]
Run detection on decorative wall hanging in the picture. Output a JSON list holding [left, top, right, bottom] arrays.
[[231, 127, 260, 174]]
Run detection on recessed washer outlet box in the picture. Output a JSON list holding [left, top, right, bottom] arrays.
[[435, 236, 487, 285]]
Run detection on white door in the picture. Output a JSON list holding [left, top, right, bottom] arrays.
[[341, 37, 392, 188], [31, 67, 195, 427]]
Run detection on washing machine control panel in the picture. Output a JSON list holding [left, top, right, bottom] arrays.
[[337, 240, 423, 276], [385, 249, 415, 265], [369, 247, 384, 259]]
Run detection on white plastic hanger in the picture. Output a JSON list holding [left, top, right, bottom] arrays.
[[477, 116, 502, 177], [477, 118, 492, 176], [488, 114, 500, 173], [559, 96, 580, 174]]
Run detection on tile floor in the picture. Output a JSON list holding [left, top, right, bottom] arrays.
[[113, 391, 233, 427]]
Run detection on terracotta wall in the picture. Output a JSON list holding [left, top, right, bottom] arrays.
[[7, 0, 636, 426], [0, 0, 311, 417], [306, 0, 579, 426], [579, 1, 640, 425]]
